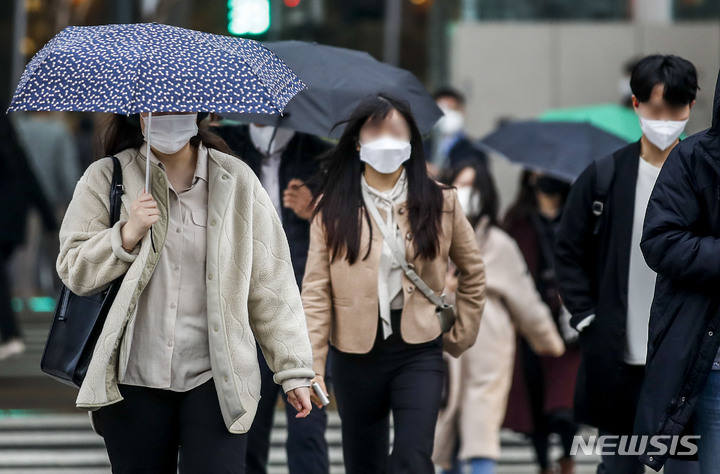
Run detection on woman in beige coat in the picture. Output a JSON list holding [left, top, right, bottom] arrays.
[[57, 112, 315, 473], [302, 95, 486, 474], [434, 160, 565, 474]]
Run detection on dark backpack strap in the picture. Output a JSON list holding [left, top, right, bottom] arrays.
[[109, 156, 124, 226], [592, 153, 615, 236]]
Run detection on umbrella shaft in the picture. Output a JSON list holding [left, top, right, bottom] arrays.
[[145, 112, 152, 193]]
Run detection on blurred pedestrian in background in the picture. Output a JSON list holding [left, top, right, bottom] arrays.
[[0, 112, 57, 361], [213, 120, 331, 474], [555, 54, 699, 474], [12, 111, 80, 296], [302, 94, 486, 474], [57, 112, 315, 473], [426, 87, 488, 177], [433, 159, 565, 474], [503, 171, 581, 474]]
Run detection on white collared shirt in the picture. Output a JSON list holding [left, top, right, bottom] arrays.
[[361, 169, 408, 339]]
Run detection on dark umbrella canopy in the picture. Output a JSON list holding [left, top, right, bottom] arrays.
[[227, 41, 443, 138], [478, 120, 628, 182]]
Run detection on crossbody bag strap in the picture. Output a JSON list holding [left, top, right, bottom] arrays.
[[361, 187, 450, 310]]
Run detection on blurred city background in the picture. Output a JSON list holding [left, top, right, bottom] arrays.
[[0, 0, 719, 472]]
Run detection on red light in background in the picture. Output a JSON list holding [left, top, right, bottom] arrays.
[[284, 0, 300, 7]]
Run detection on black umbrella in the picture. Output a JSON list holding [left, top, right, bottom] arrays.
[[478, 121, 629, 182], [226, 41, 443, 139]]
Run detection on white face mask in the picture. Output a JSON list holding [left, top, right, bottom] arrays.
[[639, 116, 688, 151], [249, 125, 296, 155], [141, 113, 198, 155], [437, 108, 464, 136], [456, 186, 481, 219], [359, 136, 412, 174]]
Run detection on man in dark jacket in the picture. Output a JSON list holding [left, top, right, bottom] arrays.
[[636, 68, 720, 473], [554, 55, 699, 474], [212, 122, 330, 474]]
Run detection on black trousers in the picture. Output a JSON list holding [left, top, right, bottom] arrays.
[[95, 378, 247, 474], [0, 244, 21, 342], [331, 309, 444, 474], [246, 345, 329, 474]]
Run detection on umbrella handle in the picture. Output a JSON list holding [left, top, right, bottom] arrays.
[[144, 112, 157, 253]]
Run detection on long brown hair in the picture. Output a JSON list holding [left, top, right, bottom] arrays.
[[310, 94, 447, 265], [101, 113, 234, 157]]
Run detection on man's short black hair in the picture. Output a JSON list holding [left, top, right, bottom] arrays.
[[433, 87, 466, 106], [630, 55, 699, 107]]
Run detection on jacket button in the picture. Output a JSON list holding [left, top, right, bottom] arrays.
[[156, 171, 162, 179], [213, 325, 219, 332], [649, 456, 653, 462], [710, 331, 714, 337], [224, 375, 229, 382], [210, 219, 216, 226], [208, 273, 213, 280], [222, 175, 228, 180], [681, 396, 686, 402]]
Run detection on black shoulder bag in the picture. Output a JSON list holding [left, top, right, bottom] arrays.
[[41, 156, 125, 388]]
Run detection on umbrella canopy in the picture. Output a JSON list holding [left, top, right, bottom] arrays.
[[539, 103, 642, 142], [478, 120, 628, 182], [8, 23, 304, 115], [7, 23, 305, 191], [226, 40, 443, 138]]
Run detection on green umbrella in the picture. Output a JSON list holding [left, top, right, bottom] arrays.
[[540, 103, 642, 142]]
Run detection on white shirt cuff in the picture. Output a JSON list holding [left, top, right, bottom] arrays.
[[576, 314, 596, 332]]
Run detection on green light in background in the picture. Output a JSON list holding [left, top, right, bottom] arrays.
[[11, 298, 23, 313], [28, 296, 57, 313], [228, 0, 271, 36]]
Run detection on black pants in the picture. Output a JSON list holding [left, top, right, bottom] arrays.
[[0, 244, 21, 342], [95, 379, 247, 474], [246, 345, 329, 474], [331, 309, 444, 474], [520, 338, 578, 469]]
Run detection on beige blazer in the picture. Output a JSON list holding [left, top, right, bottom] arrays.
[[302, 186, 486, 377], [57, 146, 315, 434]]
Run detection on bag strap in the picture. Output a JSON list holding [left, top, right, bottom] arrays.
[[361, 187, 450, 310], [591, 152, 615, 236], [109, 156, 124, 226]]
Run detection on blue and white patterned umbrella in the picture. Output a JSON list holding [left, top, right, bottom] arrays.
[[7, 22, 305, 190], [8, 23, 305, 115]]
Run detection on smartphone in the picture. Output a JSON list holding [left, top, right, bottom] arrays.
[[312, 382, 330, 406]]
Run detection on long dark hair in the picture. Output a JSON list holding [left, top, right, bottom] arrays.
[[311, 94, 446, 264], [503, 171, 570, 227], [447, 158, 499, 229], [101, 113, 234, 157]]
